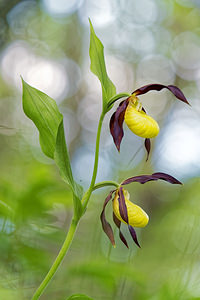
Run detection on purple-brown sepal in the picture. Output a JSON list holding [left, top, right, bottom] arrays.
[[100, 190, 116, 246], [113, 213, 129, 248], [128, 225, 141, 248], [121, 172, 182, 186], [118, 187, 128, 223], [133, 84, 190, 105], [110, 99, 129, 151], [144, 138, 151, 161]]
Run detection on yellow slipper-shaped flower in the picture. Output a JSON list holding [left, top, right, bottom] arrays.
[[112, 189, 149, 228], [100, 173, 182, 248], [109, 83, 189, 156]]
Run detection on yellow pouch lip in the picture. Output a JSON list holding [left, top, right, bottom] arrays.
[[124, 103, 160, 139], [113, 190, 149, 228]]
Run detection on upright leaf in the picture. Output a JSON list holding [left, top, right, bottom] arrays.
[[89, 19, 116, 111], [54, 121, 83, 217], [22, 79, 83, 218], [54, 121, 76, 188]]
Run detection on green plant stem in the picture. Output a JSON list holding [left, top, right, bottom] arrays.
[[81, 181, 119, 208], [31, 112, 107, 299], [31, 218, 78, 300], [107, 92, 131, 109], [93, 181, 119, 190], [82, 112, 105, 210]]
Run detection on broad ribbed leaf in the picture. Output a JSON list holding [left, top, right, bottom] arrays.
[[22, 79, 83, 218], [22, 79, 62, 158], [55, 121, 83, 217], [89, 19, 116, 111], [54, 121, 75, 188]]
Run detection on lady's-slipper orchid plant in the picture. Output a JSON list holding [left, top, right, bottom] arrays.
[[110, 84, 190, 159], [101, 172, 182, 248], [20, 19, 191, 300]]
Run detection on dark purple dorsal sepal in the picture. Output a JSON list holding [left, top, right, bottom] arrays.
[[121, 172, 182, 186], [151, 172, 182, 185], [133, 84, 190, 105]]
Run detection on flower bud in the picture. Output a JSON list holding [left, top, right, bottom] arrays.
[[113, 189, 149, 228]]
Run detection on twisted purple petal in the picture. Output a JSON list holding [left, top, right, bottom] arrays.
[[100, 190, 116, 246], [110, 99, 129, 151], [144, 138, 151, 161], [128, 225, 141, 248], [133, 84, 190, 105], [113, 213, 129, 248], [121, 172, 182, 186], [118, 187, 128, 223]]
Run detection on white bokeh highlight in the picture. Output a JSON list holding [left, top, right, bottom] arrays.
[[0, 41, 81, 103], [153, 102, 200, 180]]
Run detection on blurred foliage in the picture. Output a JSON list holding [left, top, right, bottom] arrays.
[[0, 0, 200, 299]]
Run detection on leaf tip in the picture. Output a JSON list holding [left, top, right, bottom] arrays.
[[20, 76, 26, 89], [89, 18, 94, 31], [21, 77, 29, 91]]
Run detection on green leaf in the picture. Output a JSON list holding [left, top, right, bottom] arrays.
[[22, 79, 62, 159], [22, 79, 83, 218], [66, 294, 94, 300], [89, 19, 116, 111], [54, 121, 83, 217], [54, 121, 76, 188]]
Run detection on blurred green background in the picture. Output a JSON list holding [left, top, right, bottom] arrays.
[[0, 0, 200, 299]]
